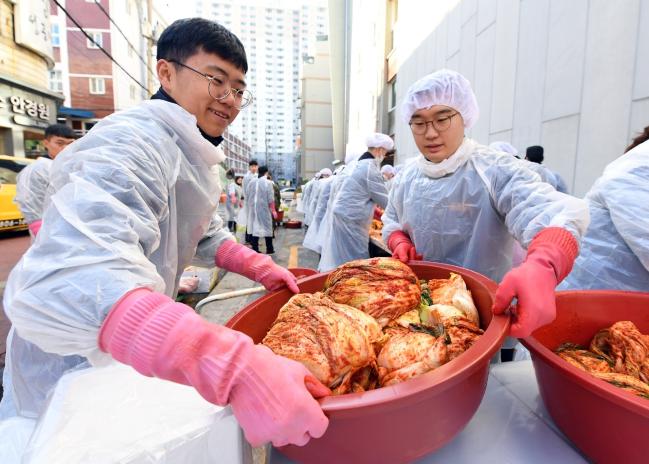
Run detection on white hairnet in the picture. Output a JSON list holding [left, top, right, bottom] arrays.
[[401, 69, 479, 129], [320, 168, 333, 177], [381, 164, 395, 175], [489, 141, 519, 156], [365, 133, 394, 151]]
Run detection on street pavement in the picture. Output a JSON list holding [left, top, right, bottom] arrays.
[[200, 217, 316, 326]]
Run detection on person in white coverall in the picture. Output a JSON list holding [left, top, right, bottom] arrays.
[[242, 159, 258, 244], [382, 69, 590, 338], [303, 167, 336, 254], [1, 18, 329, 448], [560, 129, 649, 292], [325, 133, 393, 269], [248, 165, 278, 254], [317, 150, 360, 271], [13, 124, 76, 237]]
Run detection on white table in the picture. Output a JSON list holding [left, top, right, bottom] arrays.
[[270, 361, 587, 463]]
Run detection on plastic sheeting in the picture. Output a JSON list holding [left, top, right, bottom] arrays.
[[13, 157, 52, 224], [302, 176, 334, 253], [560, 140, 649, 291], [0, 362, 248, 464], [323, 157, 389, 271], [2, 100, 232, 418], [382, 139, 589, 282]]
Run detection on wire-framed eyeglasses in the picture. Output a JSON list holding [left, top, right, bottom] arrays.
[[168, 60, 253, 110], [409, 112, 459, 135]]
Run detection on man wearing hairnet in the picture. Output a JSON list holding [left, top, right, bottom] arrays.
[[14, 124, 76, 238], [383, 69, 589, 338], [304, 168, 331, 232], [297, 172, 317, 223], [560, 132, 649, 292], [1, 18, 329, 448], [303, 167, 336, 253], [318, 149, 360, 271], [325, 133, 392, 270]]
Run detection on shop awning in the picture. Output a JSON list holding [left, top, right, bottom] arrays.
[[57, 106, 94, 119]]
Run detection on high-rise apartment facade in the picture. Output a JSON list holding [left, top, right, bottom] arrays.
[[194, 0, 328, 184]]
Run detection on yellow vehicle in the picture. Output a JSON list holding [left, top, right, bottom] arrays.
[[0, 155, 34, 232]]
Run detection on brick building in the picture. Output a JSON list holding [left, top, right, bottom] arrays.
[[49, 0, 168, 135], [0, 0, 61, 157]]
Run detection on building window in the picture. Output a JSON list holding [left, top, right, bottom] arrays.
[[51, 23, 60, 47], [49, 70, 63, 92], [87, 32, 103, 49], [89, 77, 106, 94]]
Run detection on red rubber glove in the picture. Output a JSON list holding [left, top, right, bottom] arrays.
[[28, 219, 42, 237], [216, 240, 299, 293], [387, 230, 422, 263], [373, 206, 383, 221], [270, 202, 279, 221], [99, 288, 330, 447], [493, 227, 579, 338]]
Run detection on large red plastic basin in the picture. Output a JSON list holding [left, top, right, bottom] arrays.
[[521, 291, 649, 464], [226, 261, 509, 463]]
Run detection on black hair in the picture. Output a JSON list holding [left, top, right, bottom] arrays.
[[225, 168, 235, 179], [525, 145, 544, 164], [45, 124, 75, 139], [156, 18, 248, 73], [625, 125, 649, 153], [258, 165, 269, 177], [249, 159, 258, 166]]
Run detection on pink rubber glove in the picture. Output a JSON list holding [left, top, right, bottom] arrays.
[[216, 240, 299, 293], [230, 194, 237, 204], [270, 202, 279, 221], [387, 230, 423, 263], [99, 288, 330, 446], [493, 227, 579, 338], [28, 220, 42, 237]]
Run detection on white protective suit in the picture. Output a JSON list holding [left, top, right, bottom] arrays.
[[302, 175, 334, 253], [525, 161, 569, 194], [559, 140, 649, 291], [1, 100, 233, 419], [239, 170, 255, 228], [248, 176, 274, 238], [325, 155, 389, 269], [304, 175, 325, 227], [382, 138, 589, 282], [225, 180, 242, 223], [13, 157, 52, 224], [318, 155, 359, 271], [297, 178, 315, 215]]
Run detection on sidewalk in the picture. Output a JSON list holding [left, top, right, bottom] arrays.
[[199, 224, 318, 326]]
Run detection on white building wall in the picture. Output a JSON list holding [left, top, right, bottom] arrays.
[[195, 0, 328, 183], [110, 0, 149, 111], [300, 40, 333, 179], [389, 0, 649, 196]]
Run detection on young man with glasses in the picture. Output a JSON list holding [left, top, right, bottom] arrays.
[[382, 69, 590, 339], [2, 18, 329, 448]]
